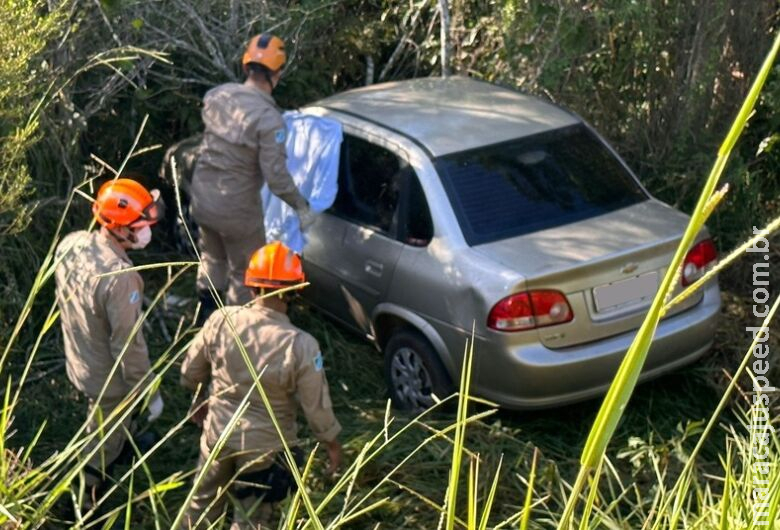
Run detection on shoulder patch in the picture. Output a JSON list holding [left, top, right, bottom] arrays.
[[313, 352, 323, 372], [129, 290, 140, 304], [274, 128, 286, 144]]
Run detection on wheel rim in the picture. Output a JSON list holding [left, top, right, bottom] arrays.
[[389, 346, 434, 410]]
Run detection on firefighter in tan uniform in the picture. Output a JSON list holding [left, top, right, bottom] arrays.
[[54, 178, 165, 495], [192, 33, 315, 318], [181, 241, 342, 529]]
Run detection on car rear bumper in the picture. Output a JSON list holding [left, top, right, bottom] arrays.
[[470, 281, 721, 409]]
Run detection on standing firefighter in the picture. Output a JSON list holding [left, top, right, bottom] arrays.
[[54, 178, 165, 500], [181, 241, 342, 529], [191, 33, 314, 319]]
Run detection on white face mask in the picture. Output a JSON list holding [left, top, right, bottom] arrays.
[[130, 225, 152, 249]]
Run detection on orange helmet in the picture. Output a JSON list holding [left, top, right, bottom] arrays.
[[242, 33, 286, 73], [92, 178, 164, 229], [245, 241, 305, 290]]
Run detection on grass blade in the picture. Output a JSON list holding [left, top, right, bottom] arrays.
[[519, 448, 538, 530]]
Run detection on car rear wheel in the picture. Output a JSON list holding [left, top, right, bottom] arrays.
[[384, 330, 452, 412]]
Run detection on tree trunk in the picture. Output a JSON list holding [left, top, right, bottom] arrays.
[[439, 0, 452, 77]]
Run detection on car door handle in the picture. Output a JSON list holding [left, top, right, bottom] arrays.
[[365, 260, 384, 277]]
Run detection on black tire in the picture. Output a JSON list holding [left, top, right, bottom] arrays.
[[384, 329, 453, 412]]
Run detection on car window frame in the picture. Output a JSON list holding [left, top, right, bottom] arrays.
[[328, 128, 421, 242], [396, 168, 434, 247]]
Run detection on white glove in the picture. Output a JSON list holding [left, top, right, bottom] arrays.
[[297, 204, 317, 231], [147, 392, 164, 423]]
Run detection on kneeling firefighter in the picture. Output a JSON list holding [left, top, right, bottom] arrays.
[[180, 241, 342, 528]]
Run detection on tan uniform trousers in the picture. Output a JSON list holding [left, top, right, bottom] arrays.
[[196, 221, 265, 305], [182, 436, 280, 530], [84, 395, 133, 486]]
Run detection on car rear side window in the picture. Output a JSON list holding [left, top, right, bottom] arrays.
[[400, 172, 433, 246], [331, 134, 403, 235], [434, 124, 648, 245]]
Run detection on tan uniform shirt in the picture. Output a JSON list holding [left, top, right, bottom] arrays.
[[181, 302, 341, 453], [54, 230, 151, 400], [190, 81, 307, 233]]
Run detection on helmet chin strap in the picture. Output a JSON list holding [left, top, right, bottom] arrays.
[[108, 226, 137, 245]]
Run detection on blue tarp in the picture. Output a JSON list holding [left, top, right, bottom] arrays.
[[261, 111, 343, 253]]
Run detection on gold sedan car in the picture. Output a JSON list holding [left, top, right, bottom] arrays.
[[300, 77, 720, 410]]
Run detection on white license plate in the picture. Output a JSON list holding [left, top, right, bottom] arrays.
[[593, 271, 659, 312]]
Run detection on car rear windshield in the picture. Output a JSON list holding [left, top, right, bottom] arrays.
[[434, 124, 648, 245]]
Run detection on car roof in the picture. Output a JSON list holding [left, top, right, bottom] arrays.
[[309, 76, 580, 157]]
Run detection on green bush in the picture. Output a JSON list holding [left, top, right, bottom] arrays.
[[0, 0, 60, 235]]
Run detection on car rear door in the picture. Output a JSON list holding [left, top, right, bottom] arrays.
[[304, 131, 408, 335]]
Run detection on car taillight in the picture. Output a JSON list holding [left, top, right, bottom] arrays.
[[487, 290, 573, 332], [681, 239, 718, 286]]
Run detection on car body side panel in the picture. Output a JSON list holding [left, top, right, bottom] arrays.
[[302, 213, 350, 321], [336, 225, 405, 334], [385, 243, 537, 372]]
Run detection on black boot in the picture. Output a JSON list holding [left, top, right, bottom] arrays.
[[133, 430, 158, 453], [114, 430, 158, 466], [196, 290, 217, 326]]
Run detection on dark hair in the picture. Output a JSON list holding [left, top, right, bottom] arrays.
[[246, 62, 275, 86], [251, 286, 292, 300]]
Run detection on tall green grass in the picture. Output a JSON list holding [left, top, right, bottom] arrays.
[[1, 28, 779, 530], [557, 29, 780, 529]]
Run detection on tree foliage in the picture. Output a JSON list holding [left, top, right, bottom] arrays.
[[0, 0, 60, 234], [2, 0, 778, 273]]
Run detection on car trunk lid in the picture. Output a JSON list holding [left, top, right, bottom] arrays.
[[474, 200, 704, 348]]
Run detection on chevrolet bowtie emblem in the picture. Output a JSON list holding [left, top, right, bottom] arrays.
[[621, 262, 639, 274]]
